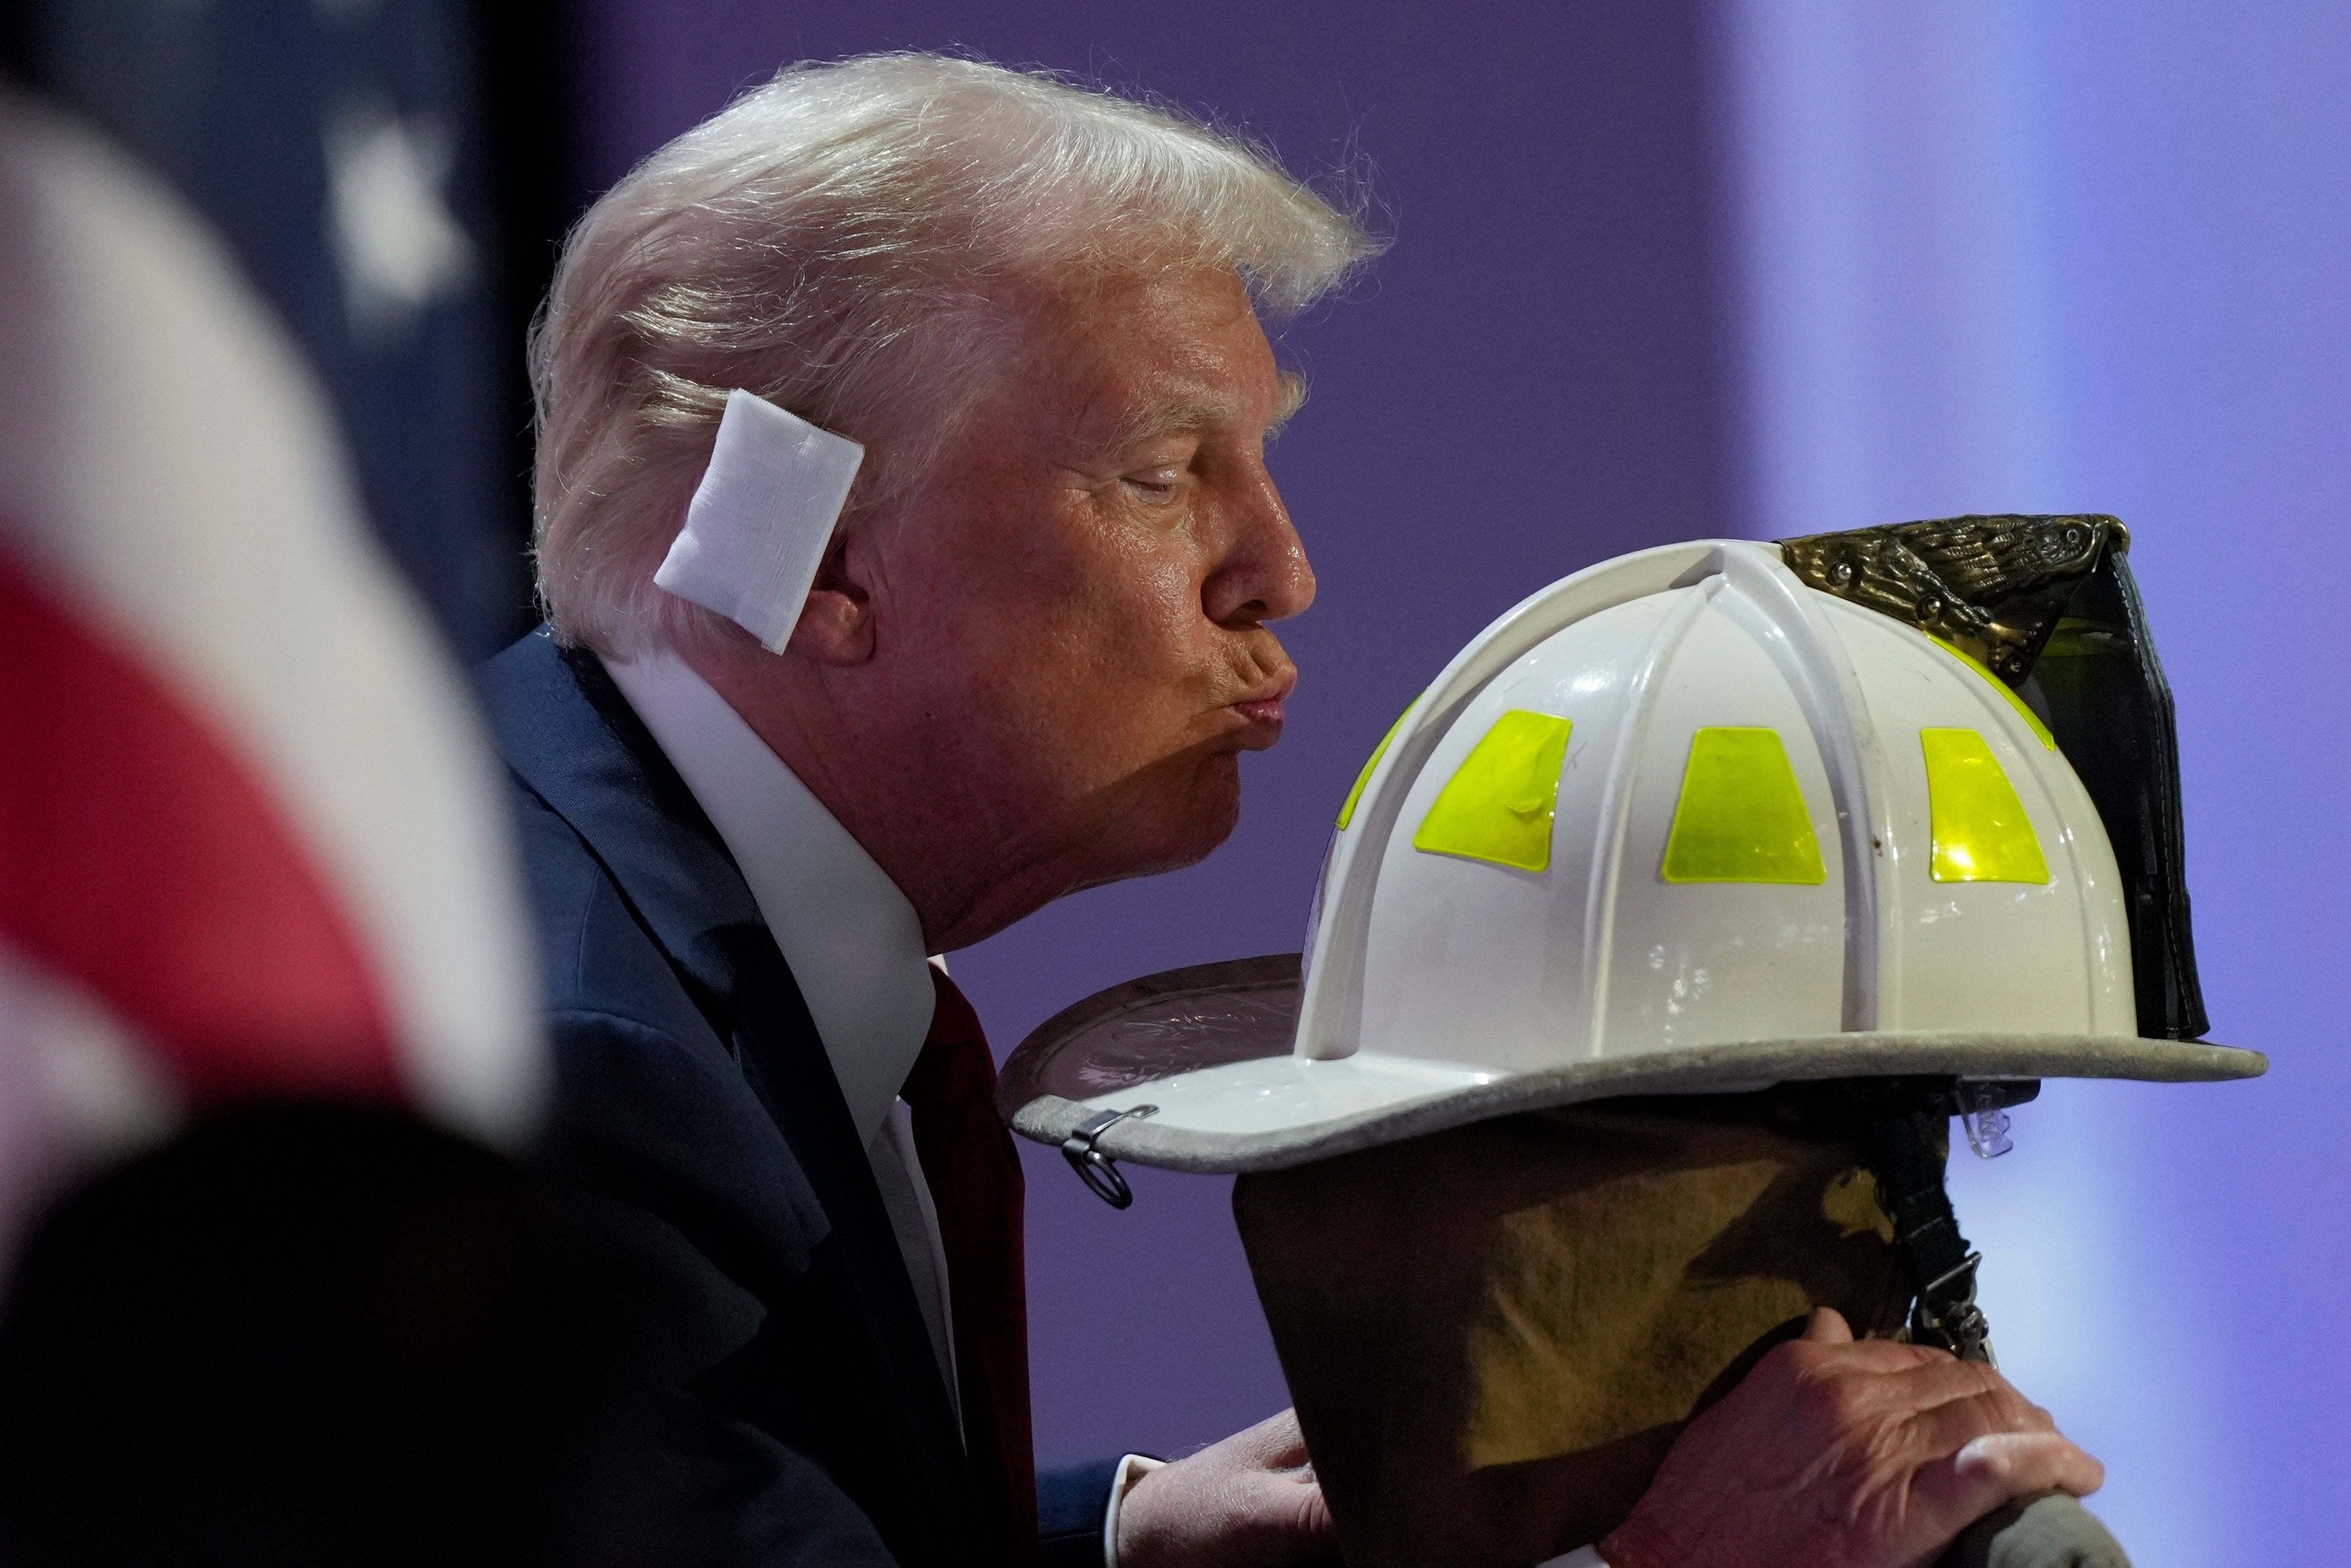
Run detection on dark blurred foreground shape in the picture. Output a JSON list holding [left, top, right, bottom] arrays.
[[0, 1103, 661, 1568], [0, 7, 622, 1552]]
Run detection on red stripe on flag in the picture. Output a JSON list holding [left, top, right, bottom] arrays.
[[0, 542, 402, 1101]]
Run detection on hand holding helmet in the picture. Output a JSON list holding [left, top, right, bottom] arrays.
[[1599, 1308, 2102, 1568]]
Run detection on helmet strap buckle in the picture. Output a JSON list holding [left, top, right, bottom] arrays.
[[1863, 1099, 2001, 1366]]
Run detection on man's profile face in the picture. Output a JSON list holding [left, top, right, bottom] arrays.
[[872, 266, 1313, 912]]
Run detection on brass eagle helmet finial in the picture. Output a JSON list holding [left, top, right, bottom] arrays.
[[1780, 514, 2129, 682]]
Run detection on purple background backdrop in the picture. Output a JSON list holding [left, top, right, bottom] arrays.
[[573, 4, 2346, 1560]]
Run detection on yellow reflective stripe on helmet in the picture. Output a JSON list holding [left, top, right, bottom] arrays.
[[1929, 636, 2056, 752], [1410, 709, 1573, 872], [1336, 695, 1419, 831], [1921, 728, 2051, 883], [1660, 727, 1827, 885]]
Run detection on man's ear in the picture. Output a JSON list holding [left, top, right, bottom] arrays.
[[787, 531, 876, 665]]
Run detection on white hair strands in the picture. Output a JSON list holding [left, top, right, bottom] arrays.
[[528, 52, 1380, 659]]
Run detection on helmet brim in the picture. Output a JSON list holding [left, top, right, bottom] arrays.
[[1000, 955, 2267, 1175]]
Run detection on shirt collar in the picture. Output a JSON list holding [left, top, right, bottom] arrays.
[[602, 651, 935, 1145]]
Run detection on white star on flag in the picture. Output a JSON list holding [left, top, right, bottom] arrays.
[[323, 99, 477, 344]]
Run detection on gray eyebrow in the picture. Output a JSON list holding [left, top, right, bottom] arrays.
[[1265, 371, 1309, 441], [1070, 371, 1310, 464]]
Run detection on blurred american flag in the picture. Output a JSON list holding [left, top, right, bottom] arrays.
[[0, 3, 553, 1248]]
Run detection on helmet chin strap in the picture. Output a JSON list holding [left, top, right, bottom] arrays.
[[1809, 1074, 2034, 1366], [1862, 1103, 1995, 1365]]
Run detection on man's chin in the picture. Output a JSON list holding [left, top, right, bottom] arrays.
[[1075, 774, 1242, 889], [1087, 819, 1236, 887], [1164, 766, 1246, 865]]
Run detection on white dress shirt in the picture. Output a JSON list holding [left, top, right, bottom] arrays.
[[603, 651, 1373, 1567], [603, 652, 959, 1413]]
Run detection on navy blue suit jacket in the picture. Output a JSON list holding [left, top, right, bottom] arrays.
[[481, 631, 1118, 1567]]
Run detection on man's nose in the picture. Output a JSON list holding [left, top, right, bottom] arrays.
[[1205, 467, 1316, 626]]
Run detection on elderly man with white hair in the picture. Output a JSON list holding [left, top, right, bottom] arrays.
[[482, 53, 2102, 1568]]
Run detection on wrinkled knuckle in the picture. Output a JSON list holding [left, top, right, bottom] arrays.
[[1976, 1385, 2043, 1434], [1795, 1369, 1869, 1429], [1288, 1487, 1332, 1542], [1962, 1434, 2019, 1481], [1745, 1341, 1819, 1405], [1990, 1398, 2042, 1435], [1965, 1361, 2013, 1397]]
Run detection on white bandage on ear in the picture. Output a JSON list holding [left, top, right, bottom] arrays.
[[652, 388, 865, 653]]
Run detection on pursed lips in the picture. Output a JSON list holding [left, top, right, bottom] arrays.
[[1229, 669, 1296, 732]]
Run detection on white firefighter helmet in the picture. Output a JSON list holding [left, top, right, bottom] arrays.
[[1002, 530, 2263, 1184]]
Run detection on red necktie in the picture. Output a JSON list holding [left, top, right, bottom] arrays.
[[901, 968, 1035, 1564]]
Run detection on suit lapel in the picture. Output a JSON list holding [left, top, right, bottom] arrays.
[[481, 633, 989, 1565], [716, 925, 995, 1567]]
